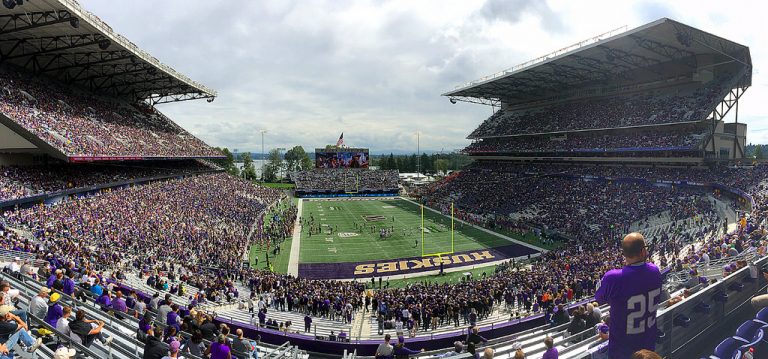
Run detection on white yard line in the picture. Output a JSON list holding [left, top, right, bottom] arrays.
[[398, 196, 547, 253], [287, 198, 303, 276]]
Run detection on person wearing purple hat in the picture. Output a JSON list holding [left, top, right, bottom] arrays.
[[162, 340, 181, 359]]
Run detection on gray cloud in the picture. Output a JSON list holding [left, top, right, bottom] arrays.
[[477, 0, 566, 33], [74, 0, 767, 153], [634, 1, 678, 23]]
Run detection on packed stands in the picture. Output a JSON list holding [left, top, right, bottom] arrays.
[[293, 169, 399, 195], [421, 165, 716, 242], [467, 77, 730, 138], [465, 123, 708, 155], [0, 160, 217, 202], [3, 173, 281, 291], [0, 65, 221, 159]]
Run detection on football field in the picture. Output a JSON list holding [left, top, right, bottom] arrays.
[[298, 197, 537, 264]]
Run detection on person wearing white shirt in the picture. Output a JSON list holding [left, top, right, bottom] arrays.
[[56, 306, 73, 338], [29, 287, 50, 319], [250, 313, 259, 327]]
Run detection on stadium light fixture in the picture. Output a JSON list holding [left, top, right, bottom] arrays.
[[206, 98, 214, 103], [98, 39, 111, 50], [449, 98, 457, 104]]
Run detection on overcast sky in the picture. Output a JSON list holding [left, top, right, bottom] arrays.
[[79, 0, 768, 154]]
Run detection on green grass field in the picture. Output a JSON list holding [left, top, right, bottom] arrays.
[[298, 198, 538, 264], [248, 199, 294, 273]]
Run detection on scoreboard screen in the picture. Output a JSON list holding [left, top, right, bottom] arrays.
[[315, 148, 369, 169]]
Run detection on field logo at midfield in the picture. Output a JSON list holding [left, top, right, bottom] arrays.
[[363, 215, 386, 222], [337, 232, 359, 238]]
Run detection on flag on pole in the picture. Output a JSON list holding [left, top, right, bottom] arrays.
[[336, 132, 344, 147]]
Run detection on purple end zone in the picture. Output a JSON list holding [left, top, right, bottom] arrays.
[[298, 243, 540, 279]]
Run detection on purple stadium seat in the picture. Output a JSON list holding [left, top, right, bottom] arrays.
[[733, 320, 763, 349], [755, 307, 768, 325], [711, 337, 741, 359]]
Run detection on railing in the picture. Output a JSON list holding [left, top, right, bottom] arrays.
[[664, 248, 757, 287]]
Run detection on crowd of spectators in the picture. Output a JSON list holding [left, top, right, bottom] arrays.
[[421, 165, 714, 242], [2, 173, 282, 300], [469, 78, 729, 138], [0, 159, 766, 358], [293, 169, 399, 193], [0, 160, 216, 202], [465, 124, 707, 155], [0, 66, 220, 158]]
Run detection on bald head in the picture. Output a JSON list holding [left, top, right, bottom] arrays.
[[622, 232, 647, 262]]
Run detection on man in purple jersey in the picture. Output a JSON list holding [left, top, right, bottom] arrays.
[[595, 232, 662, 359]]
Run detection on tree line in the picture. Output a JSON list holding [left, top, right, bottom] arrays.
[[374, 152, 470, 174], [212, 146, 471, 182], [213, 146, 312, 182]]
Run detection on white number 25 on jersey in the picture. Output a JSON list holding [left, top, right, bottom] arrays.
[[626, 288, 661, 335]]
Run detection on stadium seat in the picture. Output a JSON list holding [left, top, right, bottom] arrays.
[[729, 282, 745, 292], [674, 314, 691, 328], [733, 320, 763, 350], [715, 291, 729, 303], [711, 337, 742, 359], [695, 301, 712, 314], [755, 307, 768, 325]]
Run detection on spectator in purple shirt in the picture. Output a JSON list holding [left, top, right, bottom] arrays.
[[96, 291, 112, 311], [111, 290, 127, 314], [541, 336, 558, 359], [44, 293, 63, 328], [167, 304, 181, 332], [62, 272, 76, 297], [258, 309, 266, 327], [392, 336, 423, 358], [595, 233, 662, 359], [303, 314, 311, 332]]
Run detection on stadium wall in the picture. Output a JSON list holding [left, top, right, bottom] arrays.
[[295, 191, 399, 198]]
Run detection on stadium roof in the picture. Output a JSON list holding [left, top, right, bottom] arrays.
[[0, 0, 216, 104], [444, 18, 752, 106]]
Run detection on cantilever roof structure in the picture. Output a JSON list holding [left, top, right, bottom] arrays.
[[0, 0, 216, 104], [444, 18, 752, 107]]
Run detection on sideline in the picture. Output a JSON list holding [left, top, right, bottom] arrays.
[[287, 198, 303, 276], [399, 196, 547, 253]]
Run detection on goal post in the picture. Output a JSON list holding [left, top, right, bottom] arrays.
[[343, 170, 359, 194], [421, 202, 455, 258]]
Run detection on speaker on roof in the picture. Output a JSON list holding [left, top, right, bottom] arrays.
[[98, 39, 111, 50], [69, 18, 79, 28], [3, 0, 16, 9]]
